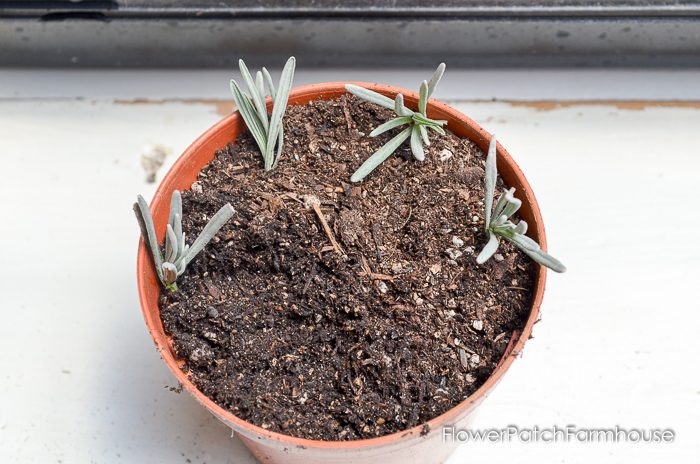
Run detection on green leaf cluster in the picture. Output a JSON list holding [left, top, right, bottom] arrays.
[[134, 191, 235, 291], [477, 136, 566, 273], [230, 57, 296, 171], [345, 63, 448, 182]]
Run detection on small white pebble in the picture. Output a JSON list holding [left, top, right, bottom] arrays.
[[391, 262, 403, 273], [465, 373, 476, 383], [452, 236, 464, 247], [191, 181, 203, 194], [378, 282, 388, 294], [445, 248, 463, 260], [470, 353, 481, 366], [464, 246, 475, 254], [494, 253, 504, 262], [472, 320, 484, 331], [439, 149, 453, 161], [454, 337, 461, 346], [472, 215, 480, 223]]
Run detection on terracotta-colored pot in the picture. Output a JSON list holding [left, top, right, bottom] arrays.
[[137, 83, 548, 464]]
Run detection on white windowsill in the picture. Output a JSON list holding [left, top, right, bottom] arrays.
[[0, 68, 697, 464]]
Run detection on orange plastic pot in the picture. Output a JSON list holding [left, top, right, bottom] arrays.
[[137, 83, 548, 464]]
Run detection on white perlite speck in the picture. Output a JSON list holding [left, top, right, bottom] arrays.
[[439, 149, 453, 161], [190, 181, 203, 194], [445, 248, 463, 260]]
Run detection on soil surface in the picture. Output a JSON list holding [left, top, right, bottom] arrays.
[[159, 94, 536, 441]]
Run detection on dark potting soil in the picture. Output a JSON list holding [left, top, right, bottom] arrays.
[[159, 94, 536, 441]]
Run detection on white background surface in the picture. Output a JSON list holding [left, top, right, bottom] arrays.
[[0, 69, 698, 463]]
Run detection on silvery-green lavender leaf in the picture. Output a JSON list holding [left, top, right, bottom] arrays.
[[134, 195, 164, 283], [491, 187, 514, 223], [418, 80, 429, 115], [369, 116, 412, 137], [345, 84, 395, 110], [506, 234, 567, 273], [484, 135, 497, 231], [273, 127, 284, 169], [514, 220, 528, 235], [230, 80, 267, 155], [165, 224, 178, 263], [255, 71, 265, 101], [178, 230, 186, 261], [265, 56, 296, 170], [265, 66, 283, 168], [411, 113, 446, 128], [169, 190, 182, 228], [239, 60, 269, 131], [173, 213, 183, 250], [351, 127, 412, 182], [523, 247, 567, 273], [410, 125, 425, 161], [418, 124, 430, 146], [427, 63, 446, 98], [394, 94, 414, 117], [175, 257, 187, 276], [494, 221, 517, 234], [476, 231, 499, 264], [183, 203, 236, 266], [493, 214, 509, 228], [427, 123, 446, 136], [262, 67, 276, 100], [507, 232, 540, 251], [500, 191, 522, 219]]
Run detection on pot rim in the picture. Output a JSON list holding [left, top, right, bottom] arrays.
[[137, 81, 547, 450]]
